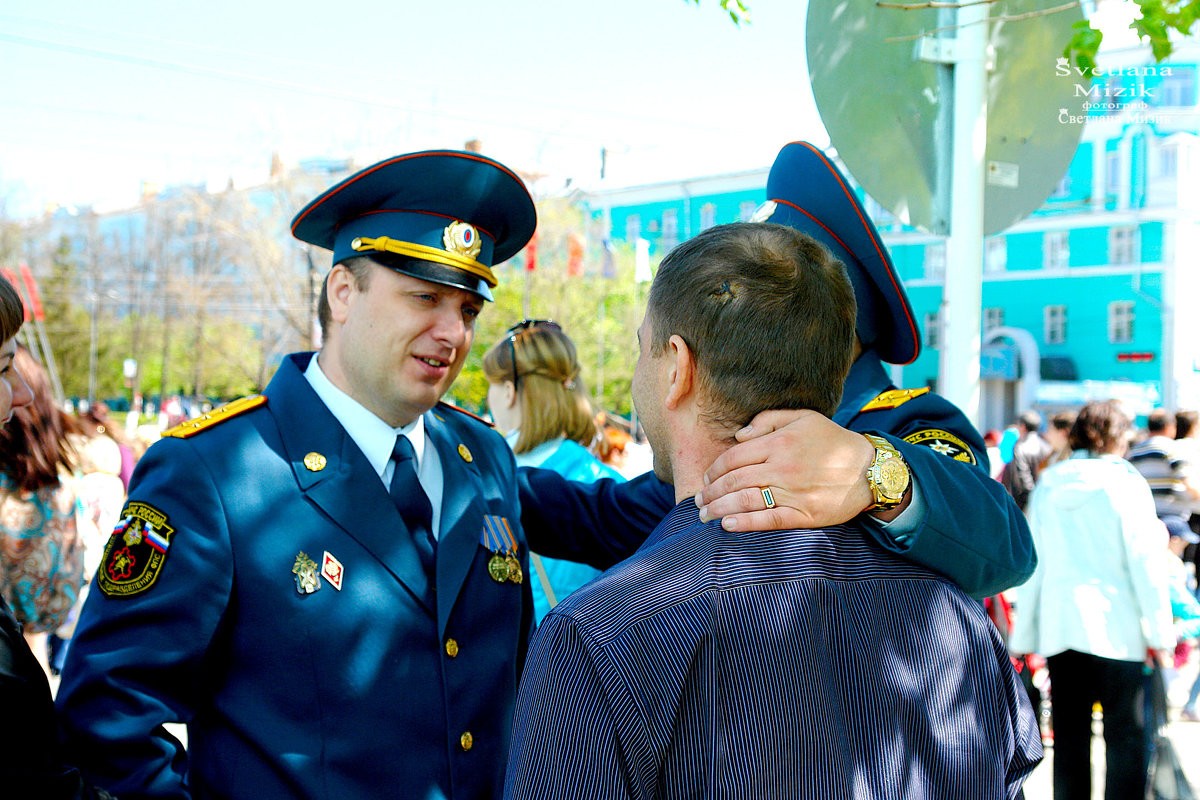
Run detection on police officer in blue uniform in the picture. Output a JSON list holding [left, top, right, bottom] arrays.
[[57, 150, 542, 800], [693, 141, 1032, 597]]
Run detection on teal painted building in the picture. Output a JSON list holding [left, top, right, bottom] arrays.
[[580, 42, 1200, 428]]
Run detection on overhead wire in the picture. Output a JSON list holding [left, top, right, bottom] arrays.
[[0, 28, 749, 141]]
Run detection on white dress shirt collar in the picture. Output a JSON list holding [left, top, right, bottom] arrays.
[[303, 353, 425, 478]]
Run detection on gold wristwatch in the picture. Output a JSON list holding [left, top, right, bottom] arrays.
[[862, 433, 911, 512]]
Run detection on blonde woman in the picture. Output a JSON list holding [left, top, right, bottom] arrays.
[[483, 320, 624, 621]]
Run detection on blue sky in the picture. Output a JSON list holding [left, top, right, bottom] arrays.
[[0, 0, 825, 217]]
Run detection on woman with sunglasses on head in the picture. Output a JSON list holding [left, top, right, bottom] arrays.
[[483, 320, 625, 621], [0, 277, 111, 799]]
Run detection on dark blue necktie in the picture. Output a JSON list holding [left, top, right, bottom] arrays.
[[390, 435, 436, 575]]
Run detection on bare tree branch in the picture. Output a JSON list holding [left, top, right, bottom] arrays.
[[882, 0, 1081, 42], [877, 0, 1002, 10]]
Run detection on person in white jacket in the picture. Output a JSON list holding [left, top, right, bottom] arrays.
[[1011, 399, 1175, 800]]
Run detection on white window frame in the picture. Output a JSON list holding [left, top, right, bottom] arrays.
[[1159, 145, 1178, 178], [1106, 150, 1121, 196], [923, 311, 940, 348], [985, 237, 1007, 273], [699, 203, 717, 231], [1044, 305, 1067, 345], [624, 214, 641, 243], [1043, 230, 1070, 270], [1108, 225, 1138, 265], [1108, 300, 1135, 343], [924, 243, 946, 280], [661, 209, 679, 250], [1048, 173, 1072, 200], [738, 201, 758, 222], [984, 307, 1005, 331], [1158, 72, 1196, 107]]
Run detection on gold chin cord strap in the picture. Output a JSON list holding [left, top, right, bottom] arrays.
[[351, 235, 498, 288]]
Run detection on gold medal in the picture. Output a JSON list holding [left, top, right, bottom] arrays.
[[292, 551, 322, 595], [506, 555, 523, 584], [488, 553, 511, 583]]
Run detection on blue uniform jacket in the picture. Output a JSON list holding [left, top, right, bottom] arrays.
[[837, 353, 1034, 597], [519, 352, 1034, 599], [57, 353, 535, 800]]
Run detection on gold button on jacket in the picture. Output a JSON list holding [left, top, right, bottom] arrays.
[[460, 732, 473, 751]]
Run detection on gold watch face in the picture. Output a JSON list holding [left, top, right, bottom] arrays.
[[875, 456, 909, 498]]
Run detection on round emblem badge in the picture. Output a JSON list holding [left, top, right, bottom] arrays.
[[902, 429, 977, 465], [443, 221, 483, 260]]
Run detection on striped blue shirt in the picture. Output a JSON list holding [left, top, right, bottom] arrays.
[[504, 500, 1042, 799]]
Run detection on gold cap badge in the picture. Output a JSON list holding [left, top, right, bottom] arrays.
[[443, 221, 483, 260]]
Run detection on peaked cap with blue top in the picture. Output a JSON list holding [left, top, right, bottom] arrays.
[[755, 141, 921, 365], [291, 149, 537, 301]]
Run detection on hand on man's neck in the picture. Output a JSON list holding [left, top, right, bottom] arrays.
[[669, 423, 743, 504]]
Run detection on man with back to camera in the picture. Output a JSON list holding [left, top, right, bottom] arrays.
[[1002, 410, 1052, 511], [1127, 407, 1200, 539], [691, 142, 1032, 599], [504, 221, 1042, 799]]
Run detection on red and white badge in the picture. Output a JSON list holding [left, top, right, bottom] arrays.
[[321, 551, 344, 590]]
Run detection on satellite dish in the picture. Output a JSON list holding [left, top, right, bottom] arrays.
[[806, 0, 1088, 236]]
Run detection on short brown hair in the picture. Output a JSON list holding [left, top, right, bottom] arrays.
[[1049, 410, 1076, 433], [316, 257, 374, 339], [482, 322, 597, 454], [1146, 407, 1173, 435], [1068, 399, 1131, 455], [645, 222, 856, 426], [0, 277, 23, 342], [1176, 409, 1198, 440]]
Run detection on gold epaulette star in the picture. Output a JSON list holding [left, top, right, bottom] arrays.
[[161, 395, 268, 439], [859, 387, 931, 413]]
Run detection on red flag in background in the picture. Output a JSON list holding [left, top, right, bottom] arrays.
[[567, 233, 585, 277], [524, 231, 538, 272], [0, 267, 29, 322], [18, 263, 45, 321]]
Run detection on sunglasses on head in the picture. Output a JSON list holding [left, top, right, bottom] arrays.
[[506, 319, 560, 386]]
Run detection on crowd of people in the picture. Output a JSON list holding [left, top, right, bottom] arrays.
[[987, 403, 1200, 799], [0, 140, 1191, 799]]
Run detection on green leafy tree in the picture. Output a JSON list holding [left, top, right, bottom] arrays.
[[449, 198, 649, 424], [685, 0, 751, 25], [38, 236, 102, 400], [1066, 0, 1200, 69]]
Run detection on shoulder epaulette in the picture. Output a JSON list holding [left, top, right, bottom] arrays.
[[860, 387, 931, 413], [434, 401, 494, 428], [161, 395, 268, 439]]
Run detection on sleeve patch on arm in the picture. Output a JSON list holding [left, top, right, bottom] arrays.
[[902, 429, 977, 466], [98, 502, 176, 598]]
